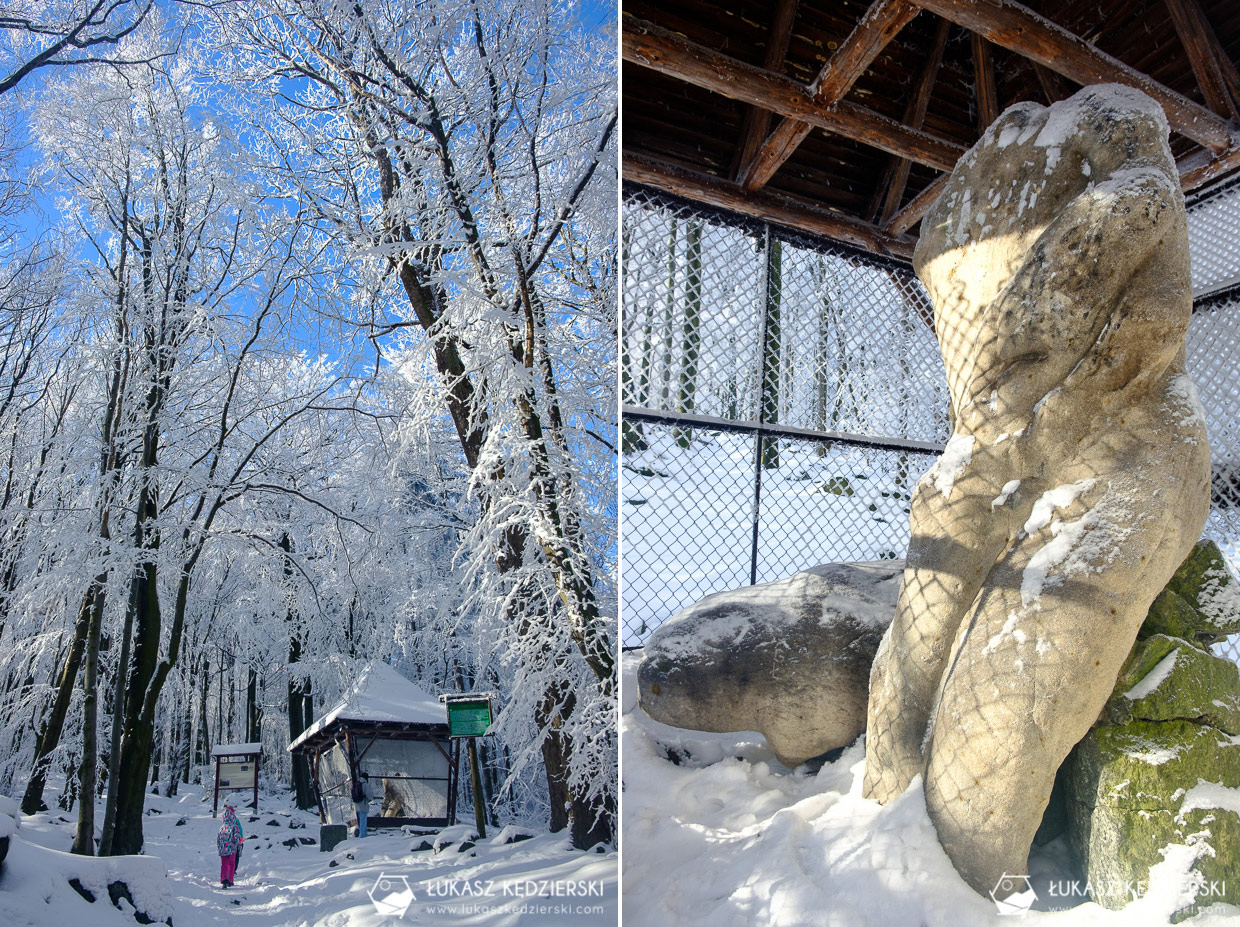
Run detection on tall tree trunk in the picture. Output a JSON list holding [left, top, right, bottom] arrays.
[[287, 630, 315, 810], [760, 237, 782, 470], [71, 577, 108, 854], [245, 666, 261, 744], [21, 579, 101, 815], [675, 219, 703, 450], [658, 219, 678, 408], [103, 549, 161, 856]]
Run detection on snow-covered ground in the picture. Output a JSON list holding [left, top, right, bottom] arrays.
[[620, 654, 1240, 926], [0, 784, 616, 926]]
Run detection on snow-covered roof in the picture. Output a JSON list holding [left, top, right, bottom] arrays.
[[211, 743, 261, 757], [288, 662, 447, 752]]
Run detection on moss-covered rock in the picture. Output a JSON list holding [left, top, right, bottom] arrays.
[[1061, 539, 1240, 917], [1106, 635, 1240, 735], [1066, 720, 1240, 913], [1158, 540, 1240, 638], [1139, 589, 1222, 647]]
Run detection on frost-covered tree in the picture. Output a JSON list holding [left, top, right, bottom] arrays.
[[219, 0, 618, 845]]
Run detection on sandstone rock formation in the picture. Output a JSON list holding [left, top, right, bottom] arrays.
[[863, 84, 1212, 897], [638, 560, 902, 766]]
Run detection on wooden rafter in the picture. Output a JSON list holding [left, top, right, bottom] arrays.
[[623, 15, 966, 173], [905, 0, 1240, 152], [1032, 61, 1068, 104], [870, 17, 951, 225], [1162, 0, 1240, 121], [731, 0, 800, 182], [1176, 143, 1240, 192], [625, 152, 917, 260], [971, 32, 999, 134], [886, 173, 949, 236], [737, 0, 920, 191]]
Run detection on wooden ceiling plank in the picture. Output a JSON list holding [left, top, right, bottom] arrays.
[[886, 173, 949, 235], [1032, 61, 1068, 104], [875, 17, 952, 225], [731, 0, 801, 182], [623, 15, 966, 173], [972, 32, 1001, 134], [738, 0, 921, 191], [905, 0, 1239, 152], [1177, 142, 1240, 191], [625, 152, 917, 260], [1162, 0, 1240, 120]]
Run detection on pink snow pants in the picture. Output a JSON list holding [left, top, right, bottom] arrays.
[[220, 852, 236, 884]]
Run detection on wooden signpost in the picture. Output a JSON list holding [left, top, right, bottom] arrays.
[[212, 743, 262, 818], [439, 693, 494, 838]]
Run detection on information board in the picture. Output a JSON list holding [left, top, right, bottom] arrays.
[[218, 760, 256, 790], [446, 699, 492, 737]]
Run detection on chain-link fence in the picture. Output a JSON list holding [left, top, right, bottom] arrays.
[[621, 180, 1240, 662]]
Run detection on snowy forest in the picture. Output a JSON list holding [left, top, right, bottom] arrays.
[[0, 0, 617, 864]]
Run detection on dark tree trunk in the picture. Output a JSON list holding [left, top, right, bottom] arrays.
[[71, 575, 108, 854], [287, 638, 315, 811], [21, 579, 102, 815], [102, 551, 162, 856], [760, 236, 782, 470], [245, 666, 261, 744]]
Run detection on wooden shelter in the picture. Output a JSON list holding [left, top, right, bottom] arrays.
[[288, 662, 458, 830], [622, 0, 1240, 262]]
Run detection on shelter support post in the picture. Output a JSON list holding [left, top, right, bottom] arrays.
[[466, 737, 486, 839]]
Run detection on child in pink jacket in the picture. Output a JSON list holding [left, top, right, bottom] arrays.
[[217, 805, 243, 888]]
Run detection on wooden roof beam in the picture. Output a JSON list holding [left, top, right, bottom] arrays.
[[623, 15, 966, 173], [731, 0, 800, 183], [1176, 143, 1240, 193], [1162, 0, 1240, 121], [625, 152, 918, 261], [971, 32, 1000, 134], [738, 0, 921, 191], [906, 0, 1240, 152], [883, 143, 1240, 243], [871, 17, 951, 225], [885, 173, 950, 236]]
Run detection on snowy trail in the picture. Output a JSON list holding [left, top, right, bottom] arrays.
[[2, 785, 616, 926]]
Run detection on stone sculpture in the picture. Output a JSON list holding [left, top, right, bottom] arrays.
[[638, 561, 903, 766], [862, 84, 1212, 896]]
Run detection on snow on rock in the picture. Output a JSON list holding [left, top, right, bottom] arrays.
[[0, 833, 174, 926], [1123, 650, 1179, 701], [1179, 779, 1240, 817], [927, 434, 974, 500], [1024, 480, 1096, 536], [991, 479, 1020, 510], [1021, 514, 1092, 607]]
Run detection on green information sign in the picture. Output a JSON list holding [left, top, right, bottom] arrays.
[[446, 699, 492, 737]]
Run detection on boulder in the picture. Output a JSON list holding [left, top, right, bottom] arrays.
[[1066, 720, 1240, 915], [1105, 633, 1240, 734], [638, 560, 902, 766], [1062, 541, 1240, 917], [1142, 540, 1240, 644], [863, 84, 1212, 897]]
